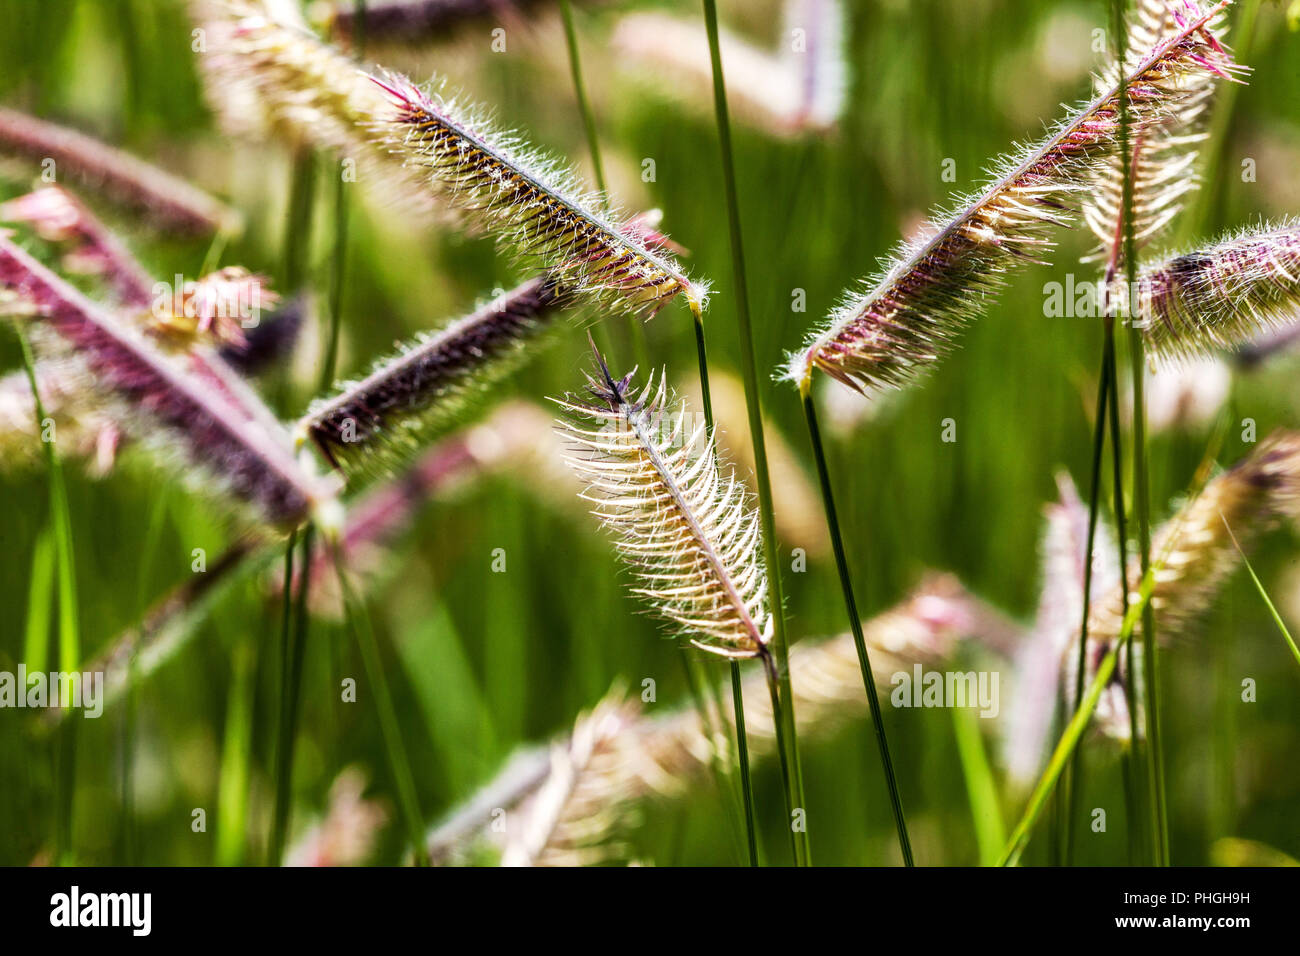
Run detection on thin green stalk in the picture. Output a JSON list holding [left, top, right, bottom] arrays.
[[730, 660, 759, 867], [331, 544, 427, 863], [558, 0, 605, 198], [216, 634, 255, 866], [282, 148, 318, 293], [700, 0, 809, 866], [198, 224, 232, 278], [1000, 408, 1229, 867], [951, 705, 1005, 866], [17, 331, 79, 680], [557, 0, 647, 369], [16, 327, 79, 863], [322, 0, 365, 389], [1175, 0, 1261, 246], [677, 654, 749, 864], [1064, 329, 1115, 864], [1111, 0, 1167, 866], [1221, 515, 1300, 669], [267, 132, 327, 865], [123, 490, 168, 865], [324, 175, 349, 387], [800, 387, 913, 865], [22, 527, 54, 677], [267, 527, 298, 865], [1000, 562, 1160, 866], [759, 648, 801, 862], [692, 315, 714, 431], [1103, 326, 1140, 866], [691, 315, 757, 866]]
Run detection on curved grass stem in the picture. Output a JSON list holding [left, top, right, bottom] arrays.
[[331, 545, 427, 864], [700, 0, 808, 865], [1111, 0, 1168, 866], [267, 527, 299, 865], [999, 569, 1152, 866], [557, 0, 647, 368], [1063, 329, 1114, 864], [689, 313, 758, 866], [800, 386, 913, 866], [17, 327, 79, 863]]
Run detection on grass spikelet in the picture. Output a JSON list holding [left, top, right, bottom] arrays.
[[1135, 220, 1300, 362], [785, 0, 1240, 393], [1, 186, 154, 308], [148, 267, 275, 353], [2, 185, 289, 433], [300, 277, 564, 477], [197, 1, 428, 213], [1081, 0, 1241, 263], [555, 347, 770, 659], [1089, 429, 1300, 644], [0, 237, 336, 530], [681, 369, 830, 557], [500, 688, 652, 867], [0, 106, 241, 237], [374, 73, 708, 318]]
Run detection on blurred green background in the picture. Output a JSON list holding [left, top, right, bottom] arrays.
[[1, 0, 1298, 866]]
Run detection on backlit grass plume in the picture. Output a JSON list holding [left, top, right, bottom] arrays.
[[555, 348, 770, 659], [1134, 220, 1300, 363], [1089, 430, 1300, 645], [300, 277, 564, 476], [1050, 431, 1300, 744], [1081, 0, 1238, 263], [375, 73, 707, 318], [0, 237, 336, 530], [785, 0, 1239, 393], [0, 106, 240, 236], [3, 190, 297, 467], [197, 0, 429, 214]]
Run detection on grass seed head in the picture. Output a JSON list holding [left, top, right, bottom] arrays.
[[786, 0, 1241, 394]]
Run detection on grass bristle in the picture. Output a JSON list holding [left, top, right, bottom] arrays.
[[375, 72, 708, 318], [1136, 220, 1300, 362], [1082, 0, 1240, 263], [555, 348, 773, 659], [0, 236, 335, 530], [197, 1, 431, 217], [786, 0, 1240, 393], [1, 186, 155, 308], [300, 277, 564, 478]]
